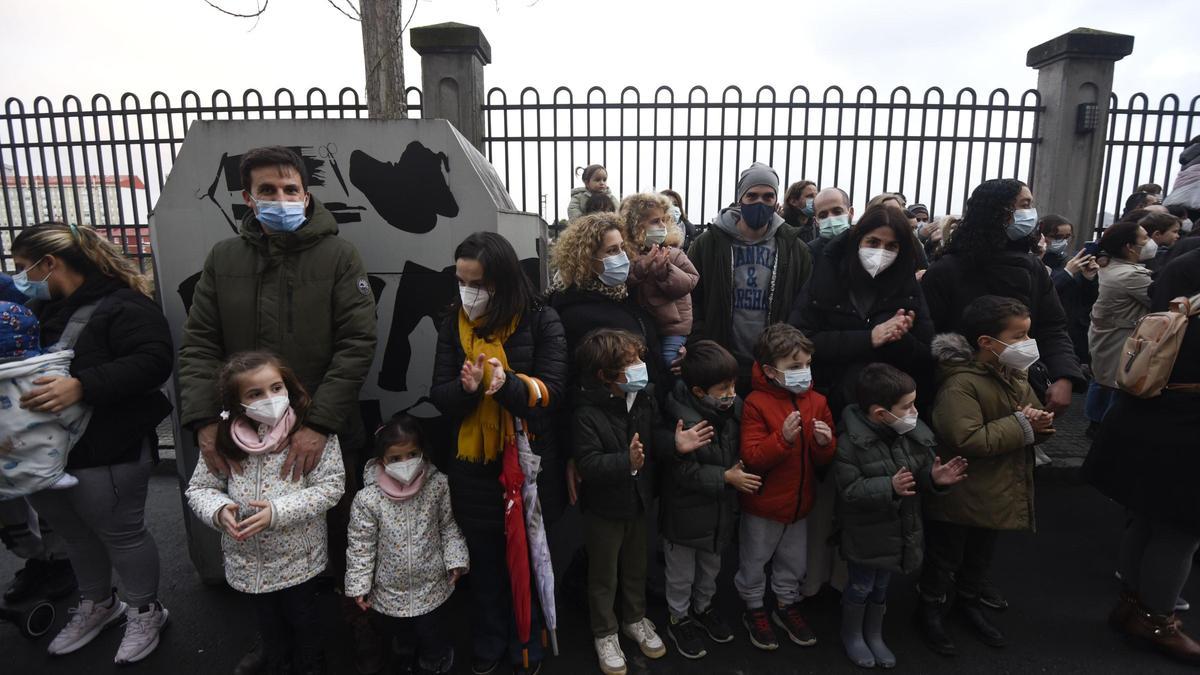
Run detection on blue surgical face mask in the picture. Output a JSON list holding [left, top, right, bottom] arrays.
[[775, 366, 812, 394], [802, 198, 815, 217], [819, 213, 851, 239], [1048, 238, 1069, 255], [12, 257, 53, 302], [252, 196, 308, 232], [740, 202, 775, 230], [618, 361, 649, 393], [597, 251, 630, 287], [1006, 207, 1038, 241]]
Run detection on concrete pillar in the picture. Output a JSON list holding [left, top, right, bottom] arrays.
[[411, 22, 492, 153], [1028, 28, 1134, 240]]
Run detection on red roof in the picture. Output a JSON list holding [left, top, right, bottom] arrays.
[[3, 175, 146, 189]]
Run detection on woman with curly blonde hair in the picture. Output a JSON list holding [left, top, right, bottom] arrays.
[[620, 193, 699, 366]]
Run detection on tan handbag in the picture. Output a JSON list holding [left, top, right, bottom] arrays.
[[1117, 292, 1200, 398]]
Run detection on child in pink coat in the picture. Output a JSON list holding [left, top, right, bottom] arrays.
[[623, 192, 699, 366]]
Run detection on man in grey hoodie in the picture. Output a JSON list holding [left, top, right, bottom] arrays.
[[687, 163, 813, 392]]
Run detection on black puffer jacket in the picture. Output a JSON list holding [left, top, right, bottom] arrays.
[[35, 277, 173, 470], [921, 249, 1083, 386], [790, 232, 935, 417], [572, 384, 670, 521], [430, 303, 568, 530], [658, 380, 741, 553], [1045, 250, 1099, 366]]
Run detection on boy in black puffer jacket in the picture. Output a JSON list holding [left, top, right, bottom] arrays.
[[573, 328, 713, 675], [659, 340, 761, 660]]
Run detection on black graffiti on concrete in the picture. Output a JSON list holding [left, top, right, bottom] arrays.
[[349, 142, 459, 234], [377, 260, 458, 391]]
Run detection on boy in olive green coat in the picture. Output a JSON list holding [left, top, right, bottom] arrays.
[[919, 295, 1055, 657], [834, 363, 967, 668]]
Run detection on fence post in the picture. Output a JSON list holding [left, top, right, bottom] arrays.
[[1028, 28, 1134, 239], [410, 22, 492, 153]]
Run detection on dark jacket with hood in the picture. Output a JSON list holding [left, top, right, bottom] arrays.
[[1043, 248, 1099, 366], [658, 380, 742, 553], [920, 247, 1084, 388], [430, 302, 569, 529], [687, 209, 812, 371], [572, 384, 670, 521], [833, 404, 943, 574], [789, 231, 935, 417], [35, 277, 174, 470], [178, 197, 378, 448]]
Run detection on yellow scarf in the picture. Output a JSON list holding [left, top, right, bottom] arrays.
[[456, 310, 521, 463]]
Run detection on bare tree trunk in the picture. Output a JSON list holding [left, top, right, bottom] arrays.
[[360, 0, 406, 119]]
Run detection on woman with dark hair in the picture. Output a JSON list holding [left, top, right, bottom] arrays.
[[660, 189, 697, 247], [791, 204, 935, 416], [1038, 214, 1100, 371], [11, 222, 173, 663], [1085, 222, 1154, 430], [781, 180, 819, 242], [430, 231, 568, 675], [1083, 244, 1200, 665], [920, 179, 1083, 413]]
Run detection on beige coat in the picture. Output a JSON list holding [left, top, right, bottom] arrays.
[[1089, 258, 1152, 387], [186, 434, 346, 594], [344, 462, 469, 618]]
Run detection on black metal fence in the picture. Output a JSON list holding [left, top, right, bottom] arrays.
[[0, 84, 1192, 272]]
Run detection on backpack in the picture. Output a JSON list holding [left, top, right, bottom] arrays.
[[1117, 292, 1200, 398]]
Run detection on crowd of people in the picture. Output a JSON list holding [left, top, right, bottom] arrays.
[[2, 138, 1200, 674]]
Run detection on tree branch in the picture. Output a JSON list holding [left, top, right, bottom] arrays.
[[326, 0, 361, 21], [202, 0, 269, 18]]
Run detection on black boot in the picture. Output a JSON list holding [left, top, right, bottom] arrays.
[[4, 557, 76, 603], [916, 597, 956, 656], [957, 597, 1006, 647]]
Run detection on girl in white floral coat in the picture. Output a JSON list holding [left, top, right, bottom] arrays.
[[185, 352, 345, 675], [345, 414, 469, 675]]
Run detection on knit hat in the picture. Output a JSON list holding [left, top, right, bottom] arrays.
[[906, 203, 929, 218], [735, 162, 781, 202], [0, 301, 41, 360]]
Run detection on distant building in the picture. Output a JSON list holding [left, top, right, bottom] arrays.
[[1, 168, 150, 256]]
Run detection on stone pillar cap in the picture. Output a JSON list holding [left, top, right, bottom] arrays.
[[411, 22, 492, 64], [1027, 27, 1133, 69]]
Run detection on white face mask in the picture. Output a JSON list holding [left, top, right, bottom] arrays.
[[644, 227, 668, 246], [384, 457, 424, 485], [775, 366, 812, 394], [243, 395, 290, 427], [858, 247, 898, 277], [991, 337, 1040, 372], [1182, 219, 1194, 234], [460, 285, 491, 321], [1139, 238, 1159, 262], [885, 410, 918, 435]]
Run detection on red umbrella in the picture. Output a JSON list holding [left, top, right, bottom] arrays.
[[499, 415, 533, 665]]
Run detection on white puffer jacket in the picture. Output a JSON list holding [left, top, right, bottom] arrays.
[[186, 434, 345, 594], [344, 461, 469, 618]]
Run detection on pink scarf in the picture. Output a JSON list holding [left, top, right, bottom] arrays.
[[231, 408, 297, 456], [375, 461, 427, 502]]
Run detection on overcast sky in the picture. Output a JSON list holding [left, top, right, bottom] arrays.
[[2, 0, 1197, 107]]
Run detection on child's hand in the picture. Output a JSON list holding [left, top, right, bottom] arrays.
[[812, 420, 833, 447], [1022, 406, 1056, 434], [461, 354, 486, 394], [217, 504, 240, 539], [649, 245, 672, 276], [235, 500, 272, 541], [355, 595, 371, 612], [891, 467, 917, 496], [484, 358, 506, 396], [675, 420, 715, 454], [725, 461, 763, 494], [629, 433, 645, 471], [931, 456, 969, 486], [781, 411, 803, 444], [448, 568, 466, 586]]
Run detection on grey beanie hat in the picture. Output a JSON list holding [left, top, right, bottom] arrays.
[[735, 162, 780, 202]]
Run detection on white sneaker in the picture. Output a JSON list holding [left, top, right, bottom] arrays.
[[114, 602, 169, 664], [621, 617, 666, 658], [594, 633, 626, 675], [48, 595, 127, 655]]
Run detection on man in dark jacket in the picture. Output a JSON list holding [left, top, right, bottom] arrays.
[[688, 163, 813, 392]]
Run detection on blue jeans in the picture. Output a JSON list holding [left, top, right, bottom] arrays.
[[1086, 381, 1119, 424], [661, 335, 687, 368], [844, 562, 891, 605]]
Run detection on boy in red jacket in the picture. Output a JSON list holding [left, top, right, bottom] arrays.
[[735, 323, 837, 651]]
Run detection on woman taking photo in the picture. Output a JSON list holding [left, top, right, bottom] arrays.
[[430, 231, 568, 675], [13, 222, 173, 664]]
